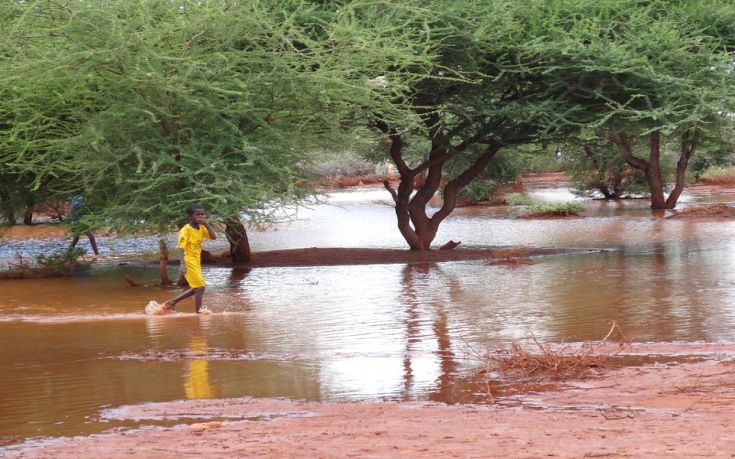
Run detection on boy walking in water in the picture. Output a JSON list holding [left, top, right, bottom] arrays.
[[164, 204, 217, 313]]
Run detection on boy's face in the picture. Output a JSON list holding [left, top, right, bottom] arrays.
[[191, 209, 206, 224]]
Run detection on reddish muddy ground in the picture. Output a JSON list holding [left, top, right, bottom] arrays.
[[5, 343, 735, 458]]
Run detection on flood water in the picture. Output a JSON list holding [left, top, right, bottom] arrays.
[[3, 186, 735, 444]]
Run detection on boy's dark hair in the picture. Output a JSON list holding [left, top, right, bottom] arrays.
[[186, 203, 204, 215]]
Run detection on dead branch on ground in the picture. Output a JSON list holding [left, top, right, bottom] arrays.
[[480, 322, 630, 382]]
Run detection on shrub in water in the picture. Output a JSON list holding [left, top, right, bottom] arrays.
[[505, 192, 533, 206], [526, 201, 584, 217]]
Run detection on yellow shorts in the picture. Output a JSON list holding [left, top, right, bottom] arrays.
[[184, 261, 205, 288]]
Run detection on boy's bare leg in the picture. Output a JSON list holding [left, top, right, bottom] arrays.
[[163, 288, 196, 310], [194, 287, 205, 313], [86, 233, 100, 255]]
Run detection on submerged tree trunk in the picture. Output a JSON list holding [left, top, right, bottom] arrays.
[[611, 130, 695, 210], [225, 217, 251, 263], [646, 132, 667, 209], [158, 238, 171, 285]]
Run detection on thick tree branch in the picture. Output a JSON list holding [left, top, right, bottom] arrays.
[[611, 131, 648, 172], [431, 141, 502, 225], [383, 180, 398, 203], [374, 118, 412, 177], [666, 129, 699, 208]]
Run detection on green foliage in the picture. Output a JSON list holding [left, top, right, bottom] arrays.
[[505, 193, 533, 206], [457, 180, 495, 203], [4, 0, 735, 241], [0, 0, 434, 233], [526, 202, 585, 217], [455, 149, 528, 201], [687, 129, 735, 178], [508, 0, 735, 206], [563, 142, 649, 198]]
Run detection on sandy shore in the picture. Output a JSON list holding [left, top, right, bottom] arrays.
[[4, 342, 735, 458]]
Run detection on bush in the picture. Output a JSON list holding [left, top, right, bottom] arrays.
[[525, 201, 584, 217], [505, 192, 533, 206], [698, 166, 735, 185], [458, 180, 496, 203]]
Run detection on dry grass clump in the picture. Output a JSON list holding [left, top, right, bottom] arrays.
[[480, 323, 629, 382]]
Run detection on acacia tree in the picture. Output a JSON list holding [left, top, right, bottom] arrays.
[[1, 1, 432, 261], [362, 0, 563, 250], [368, 0, 735, 252], [528, 0, 735, 209]]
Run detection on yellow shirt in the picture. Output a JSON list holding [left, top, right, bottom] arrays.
[[178, 223, 211, 263], [177, 223, 212, 288]]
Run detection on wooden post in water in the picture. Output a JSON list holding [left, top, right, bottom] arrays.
[[159, 239, 171, 285]]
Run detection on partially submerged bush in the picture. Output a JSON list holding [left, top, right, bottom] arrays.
[[525, 201, 584, 217], [505, 192, 533, 206]]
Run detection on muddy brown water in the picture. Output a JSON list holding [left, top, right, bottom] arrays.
[[3, 188, 735, 444]]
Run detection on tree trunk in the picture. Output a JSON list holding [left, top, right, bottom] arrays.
[[613, 130, 697, 210], [646, 131, 667, 209], [434, 142, 502, 228], [377, 113, 503, 250], [23, 206, 34, 225], [612, 131, 668, 209], [385, 175, 427, 250], [158, 239, 171, 285], [665, 130, 698, 209], [225, 217, 251, 263], [383, 141, 502, 250]]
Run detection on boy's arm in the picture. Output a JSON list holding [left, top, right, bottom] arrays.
[[178, 249, 187, 274], [203, 221, 217, 240], [177, 226, 188, 273]]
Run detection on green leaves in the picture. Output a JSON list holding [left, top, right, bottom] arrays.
[[1, 0, 436, 232]]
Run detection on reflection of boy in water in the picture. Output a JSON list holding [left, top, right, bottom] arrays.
[[163, 204, 217, 313], [185, 335, 214, 399], [68, 195, 99, 255]]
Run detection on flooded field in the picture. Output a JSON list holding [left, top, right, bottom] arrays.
[[3, 187, 735, 444]]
